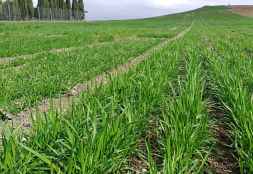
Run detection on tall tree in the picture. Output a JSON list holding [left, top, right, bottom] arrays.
[[17, 0, 34, 19], [77, 0, 84, 19], [38, 0, 50, 19], [44, 0, 50, 19], [58, 0, 64, 19], [37, 0, 44, 19], [17, 0, 25, 19], [0, 0, 84, 20], [0, 0, 3, 19], [37, 0, 43, 8], [5, 0, 11, 20], [65, 0, 71, 19], [62, 0, 67, 19], [72, 0, 77, 19], [58, 0, 64, 9], [48, 0, 62, 19], [48, 0, 54, 19], [26, 0, 34, 18], [12, 0, 21, 19]]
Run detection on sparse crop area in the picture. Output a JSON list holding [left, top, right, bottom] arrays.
[[230, 5, 253, 17], [0, 6, 253, 174]]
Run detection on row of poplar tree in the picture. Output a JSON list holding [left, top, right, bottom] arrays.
[[0, 0, 85, 20]]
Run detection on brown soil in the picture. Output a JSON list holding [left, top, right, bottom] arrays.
[[125, 117, 162, 173], [230, 5, 253, 17], [207, 104, 239, 174], [1, 24, 193, 133]]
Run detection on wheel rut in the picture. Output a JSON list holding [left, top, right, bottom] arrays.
[[0, 24, 193, 135], [0, 38, 159, 66]]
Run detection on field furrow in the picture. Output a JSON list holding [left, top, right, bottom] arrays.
[[0, 28, 187, 173], [0, 25, 192, 137], [1, 5, 253, 174], [206, 45, 253, 173]]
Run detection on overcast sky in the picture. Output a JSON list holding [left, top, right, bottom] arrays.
[[32, 0, 253, 20]]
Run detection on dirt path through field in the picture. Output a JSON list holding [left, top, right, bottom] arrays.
[[0, 37, 159, 66], [0, 24, 193, 134]]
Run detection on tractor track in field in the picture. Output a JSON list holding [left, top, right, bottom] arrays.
[[0, 42, 114, 65], [0, 24, 193, 135], [0, 37, 160, 67]]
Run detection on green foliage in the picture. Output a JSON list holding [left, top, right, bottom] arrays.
[[205, 34, 253, 173], [0, 27, 182, 173], [0, 6, 253, 173], [18, 0, 34, 19], [72, 0, 77, 18], [0, 0, 85, 20], [0, 0, 4, 19], [77, 0, 84, 19], [0, 13, 188, 112]]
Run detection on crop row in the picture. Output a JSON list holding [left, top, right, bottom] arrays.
[[0, 17, 189, 57], [0, 21, 217, 173], [0, 38, 162, 113], [0, 6, 253, 173]]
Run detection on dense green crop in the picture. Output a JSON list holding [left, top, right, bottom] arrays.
[[0, 39, 161, 113], [0, 5, 253, 174], [0, 15, 189, 57], [0, 13, 190, 113]]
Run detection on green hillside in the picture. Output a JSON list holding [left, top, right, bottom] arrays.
[[0, 6, 252, 173]]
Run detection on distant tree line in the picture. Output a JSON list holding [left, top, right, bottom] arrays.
[[0, 0, 85, 20]]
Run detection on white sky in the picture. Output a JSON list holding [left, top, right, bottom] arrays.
[[31, 0, 253, 20]]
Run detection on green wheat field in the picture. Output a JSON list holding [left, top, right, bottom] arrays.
[[0, 6, 253, 174]]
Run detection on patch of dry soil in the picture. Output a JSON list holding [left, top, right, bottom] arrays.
[[230, 5, 253, 17]]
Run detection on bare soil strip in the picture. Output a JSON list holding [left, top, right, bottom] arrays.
[[230, 5, 253, 17], [207, 103, 239, 174], [0, 37, 160, 66], [0, 24, 192, 133]]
